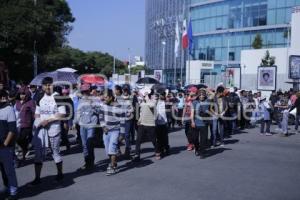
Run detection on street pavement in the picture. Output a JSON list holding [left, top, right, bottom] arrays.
[[1, 126, 300, 200]]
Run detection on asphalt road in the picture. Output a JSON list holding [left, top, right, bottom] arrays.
[[1, 126, 300, 200]]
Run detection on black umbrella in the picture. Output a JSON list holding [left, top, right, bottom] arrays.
[[151, 83, 167, 94], [184, 84, 208, 90], [136, 77, 159, 84]]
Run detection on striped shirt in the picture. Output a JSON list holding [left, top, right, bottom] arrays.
[[99, 102, 126, 134]]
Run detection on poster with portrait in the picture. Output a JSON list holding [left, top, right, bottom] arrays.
[[289, 55, 300, 79], [257, 66, 277, 91], [154, 70, 163, 83], [225, 67, 241, 89]]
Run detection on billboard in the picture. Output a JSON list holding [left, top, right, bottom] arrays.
[[154, 70, 163, 83], [289, 55, 300, 79], [257, 66, 277, 91], [225, 67, 241, 89]]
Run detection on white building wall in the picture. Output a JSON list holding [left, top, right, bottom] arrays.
[[241, 48, 291, 91], [240, 7, 300, 93], [291, 7, 300, 51]]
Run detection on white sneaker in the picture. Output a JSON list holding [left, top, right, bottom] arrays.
[[265, 133, 272, 136]]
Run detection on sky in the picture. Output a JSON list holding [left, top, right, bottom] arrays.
[[66, 0, 145, 61]]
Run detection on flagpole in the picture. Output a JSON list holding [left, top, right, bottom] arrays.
[[181, 47, 183, 86], [174, 53, 177, 85], [188, 50, 191, 85]]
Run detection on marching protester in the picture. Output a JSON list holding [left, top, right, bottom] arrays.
[[225, 88, 240, 136], [291, 92, 300, 133], [275, 93, 290, 136], [76, 84, 98, 171], [58, 87, 73, 153], [133, 92, 156, 162], [258, 96, 273, 136], [155, 92, 169, 160], [15, 87, 36, 163], [191, 88, 210, 159], [120, 85, 134, 159], [210, 86, 227, 147], [99, 89, 125, 175], [182, 87, 197, 151], [29, 77, 66, 186], [166, 93, 177, 129], [0, 90, 18, 200], [176, 92, 185, 127]]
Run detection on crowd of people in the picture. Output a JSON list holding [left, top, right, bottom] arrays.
[[0, 78, 299, 200]]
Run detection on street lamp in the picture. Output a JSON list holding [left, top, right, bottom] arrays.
[[162, 40, 166, 83]]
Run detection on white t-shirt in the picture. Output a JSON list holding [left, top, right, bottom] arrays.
[[35, 94, 66, 137]]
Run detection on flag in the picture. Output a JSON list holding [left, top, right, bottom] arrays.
[[188, 19, 193, 55], [174, 20, 180, 57], [182, 19, 188, 49]]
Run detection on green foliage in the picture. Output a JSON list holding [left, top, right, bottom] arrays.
[[252, 33, 263, 49], [0, 0, 75, 82], [261, 50, 276, 67], [43, 46, 127, 77]]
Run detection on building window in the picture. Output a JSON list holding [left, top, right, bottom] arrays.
[[229, 52, 235, 61]]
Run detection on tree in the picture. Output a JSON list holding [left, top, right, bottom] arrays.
[[261, 50, 276, 67], [43, 46, 127, 77], [0, 0, 75, 81], [252, 33, 263, 49]]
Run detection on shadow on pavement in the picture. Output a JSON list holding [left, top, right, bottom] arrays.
[[18, 158, 111, 199], [205, 148, 232, 158], [224, 139, 239, 145]]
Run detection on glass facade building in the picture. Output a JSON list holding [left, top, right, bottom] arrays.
[[145, 0, 185, 84], [145, 0, 300, 84]]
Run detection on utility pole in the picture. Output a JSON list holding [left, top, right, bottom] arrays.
[[113, 56, 116, 74], [33, 0, 38, 77]]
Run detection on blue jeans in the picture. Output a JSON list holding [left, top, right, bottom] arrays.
[[0, 147, 18, 196], [123, 120, 132, 150], [261, 120, 271, 133], [80, 127, 95, 165], [212, 118, 224, 146], [103, 130, 120, 155], [295, 114, 300, 130], [281, 110, 289, 134], [229, 113, 237, 135]]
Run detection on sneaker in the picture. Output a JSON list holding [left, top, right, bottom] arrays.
[[106, 166, 118, 176], [265, 133, 272, 136], [187, 144, 193, 151], [220, 143, 225, 147], [281, 133, 288, 137], [5, 195, 18, 200], [132, 155, 140, 162], [28, 178, 41, 187], [155, 153, 161, 160], [275, 128, 281, 132]]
